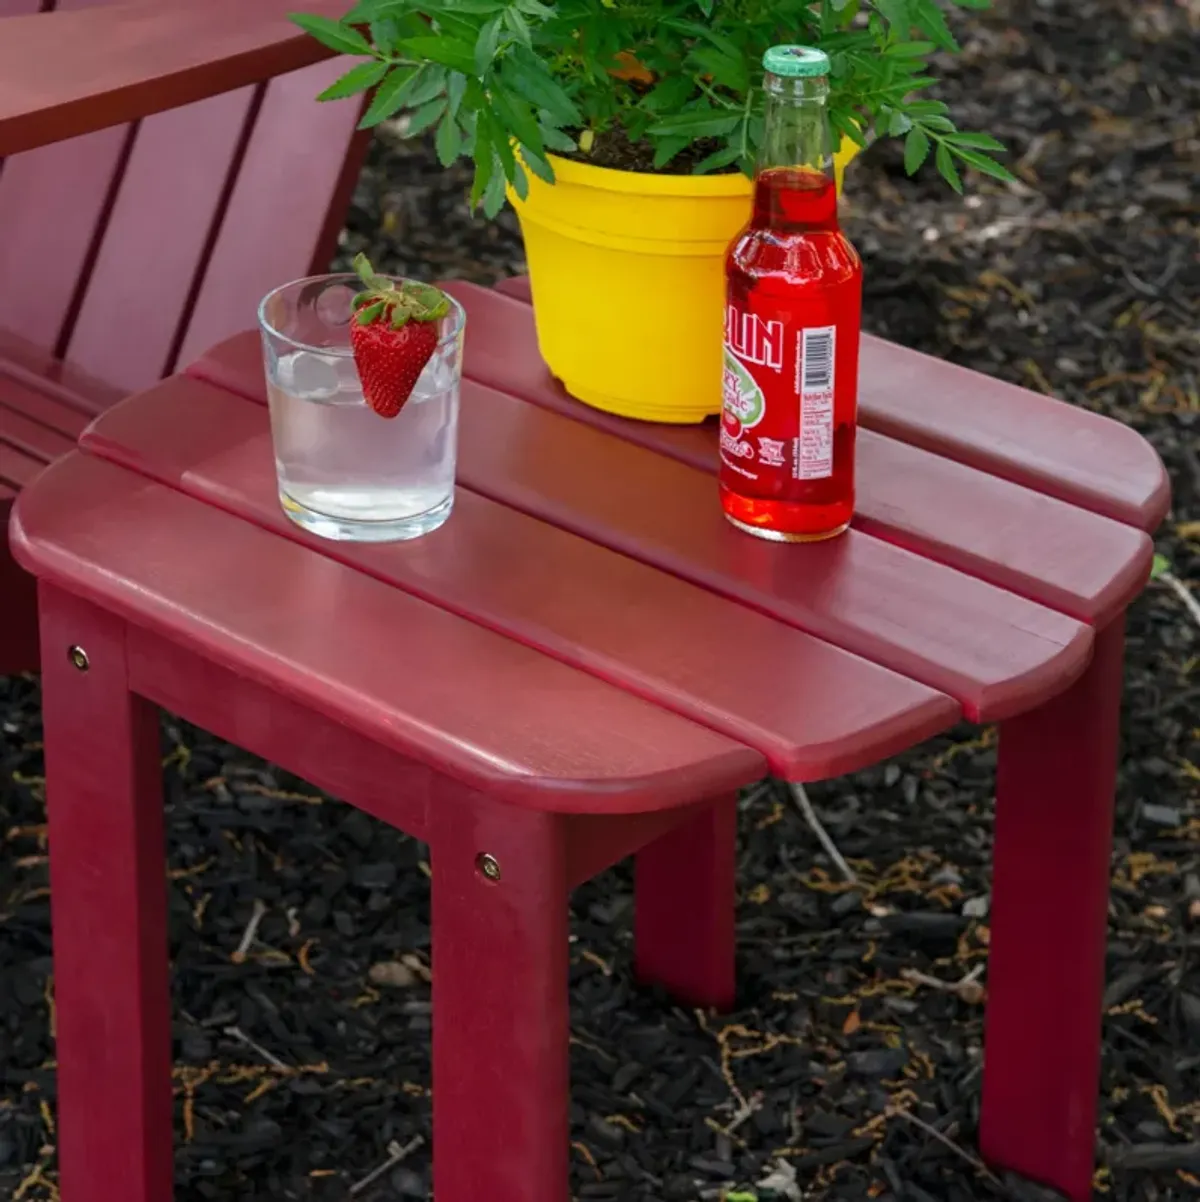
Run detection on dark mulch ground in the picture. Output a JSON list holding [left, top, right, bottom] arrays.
[[3, 0, 1199, 1198]]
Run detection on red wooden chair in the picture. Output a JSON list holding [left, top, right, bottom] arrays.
[[0, 0, 358, 673]]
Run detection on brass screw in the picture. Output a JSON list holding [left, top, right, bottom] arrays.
[[67, 645, 89, 672], [476, 853, 502, 882]]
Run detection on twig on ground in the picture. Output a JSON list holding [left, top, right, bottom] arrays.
[[349, 1136, 425, 1196], [231, 898, 268, 964], [888, 1105, 1001, 1184], [901, 964, 987, 1005], [788, 781, 857, 883], [223, 1025, 290, 1071], [1157, 569, 1200, 631]]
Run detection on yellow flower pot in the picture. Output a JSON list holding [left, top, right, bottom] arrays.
[[510, 141, 859, 424]]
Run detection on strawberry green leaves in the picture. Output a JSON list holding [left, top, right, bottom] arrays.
[[293, 0, 1013, 208], [351, 254, 450, 327]]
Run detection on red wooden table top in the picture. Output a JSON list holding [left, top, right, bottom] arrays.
[[9, 280, 1167, 813]]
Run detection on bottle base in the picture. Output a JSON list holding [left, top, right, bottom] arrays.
[[723, 512, 850, 543]]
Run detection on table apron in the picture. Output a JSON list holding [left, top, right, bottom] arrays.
[[126, 624, 724, 880], [127, 626, 435, 840]]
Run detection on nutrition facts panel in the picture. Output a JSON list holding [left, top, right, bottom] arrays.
[[795, 325, 836, 479]]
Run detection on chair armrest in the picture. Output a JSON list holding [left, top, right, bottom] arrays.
[[0, 0, 353, 157]]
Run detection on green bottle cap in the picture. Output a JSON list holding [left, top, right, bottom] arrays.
[[763, 45, 831, 78]]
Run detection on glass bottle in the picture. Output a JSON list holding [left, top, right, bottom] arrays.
[[720, 45, 863, 541]]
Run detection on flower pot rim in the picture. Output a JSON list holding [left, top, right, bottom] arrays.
[[543, 151, 752, 197]]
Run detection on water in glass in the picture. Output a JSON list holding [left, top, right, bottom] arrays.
[[259, 274, 464, 542]]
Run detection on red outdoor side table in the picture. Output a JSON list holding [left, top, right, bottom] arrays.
[[7, 278, 1168, 1202]]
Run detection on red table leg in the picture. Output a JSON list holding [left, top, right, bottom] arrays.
[[635, 794, 737, 1010], [981, 615, 1125, 1202], [38, 585, 174, 1202], [431, 785, 570, 1202]]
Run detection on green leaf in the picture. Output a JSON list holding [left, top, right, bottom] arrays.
[[482, 158, 508, 216], [688, 46, 749, 94], [641, 74, 698, 114], [343, 0, 407, 21], [875, 0, 911, 34], [447, 71, 468, 117], [436, 114, 463, 165], [935, 141, 963, 192], [953, 146, 1017, 182], [905, 99, 950, 117], [540, 125, 576, 153], [911, 0, 959, 50], [406, 98, 447, 136], [425, 0, 506, 10], [492, 91, 545, 154], [358, 66, 416, 128], [508, 159, 529, 202], [483, 108, 517, 177], [470, 142, 493, 209], [903, 125, 930, 173], [368, 16, 406, 53], [474, 16, 502, 75], [405, 65, 449, 107], [887, 40, 935, 56], [652, 135, 689, 169], [647, 108, 742, 138], [888, 109, 913, 135], [1151, 553, 1171, 579], [503, 8, 532, 47], [289, 13, 372, 55], [692, 143, 741, 174], [521, 145, 556, 183], [316, 60, 389, 102], [504, 54, 581, 125], [951, 0, 993, 8], [948, 131, 1007, 151], [401, 35, 478, 75]]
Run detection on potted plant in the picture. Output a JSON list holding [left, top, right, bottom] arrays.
[[293, 0, 1012, 424]]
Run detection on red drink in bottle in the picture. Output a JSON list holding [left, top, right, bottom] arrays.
[[720, 45, 862, 541]]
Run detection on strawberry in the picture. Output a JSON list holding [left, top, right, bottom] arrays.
[[349, 253, 450, 419]]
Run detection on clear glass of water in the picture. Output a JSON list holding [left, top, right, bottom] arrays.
[[258, 273, 465, 542]]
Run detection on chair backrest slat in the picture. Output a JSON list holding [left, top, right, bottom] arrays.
[[0, 0, 126, 351], [173, 57, 365, 371], [0, 0, 42, 17], [0, 1, 366, 394], [63, 88, 260, 391]]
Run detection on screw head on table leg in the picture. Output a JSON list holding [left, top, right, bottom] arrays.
[[475, 853, 502, 882], [67, 645, 90, 672]]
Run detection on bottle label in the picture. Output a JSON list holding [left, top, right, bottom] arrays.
[[721, 303, 837, 484], [796, 325, 835, 479]]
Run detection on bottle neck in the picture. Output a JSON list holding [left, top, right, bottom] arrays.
[[753, 73, 838, 231]]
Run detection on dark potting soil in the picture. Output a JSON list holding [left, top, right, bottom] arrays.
[[556, 126, 741, 176], [3, 1, 1199, 1199]]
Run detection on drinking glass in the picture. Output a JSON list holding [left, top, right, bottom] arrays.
[[259, 273, 465, 542]]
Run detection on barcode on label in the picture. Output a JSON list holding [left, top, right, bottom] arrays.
[[794, 325, 836, 481], [801, 326, 835, 395]]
